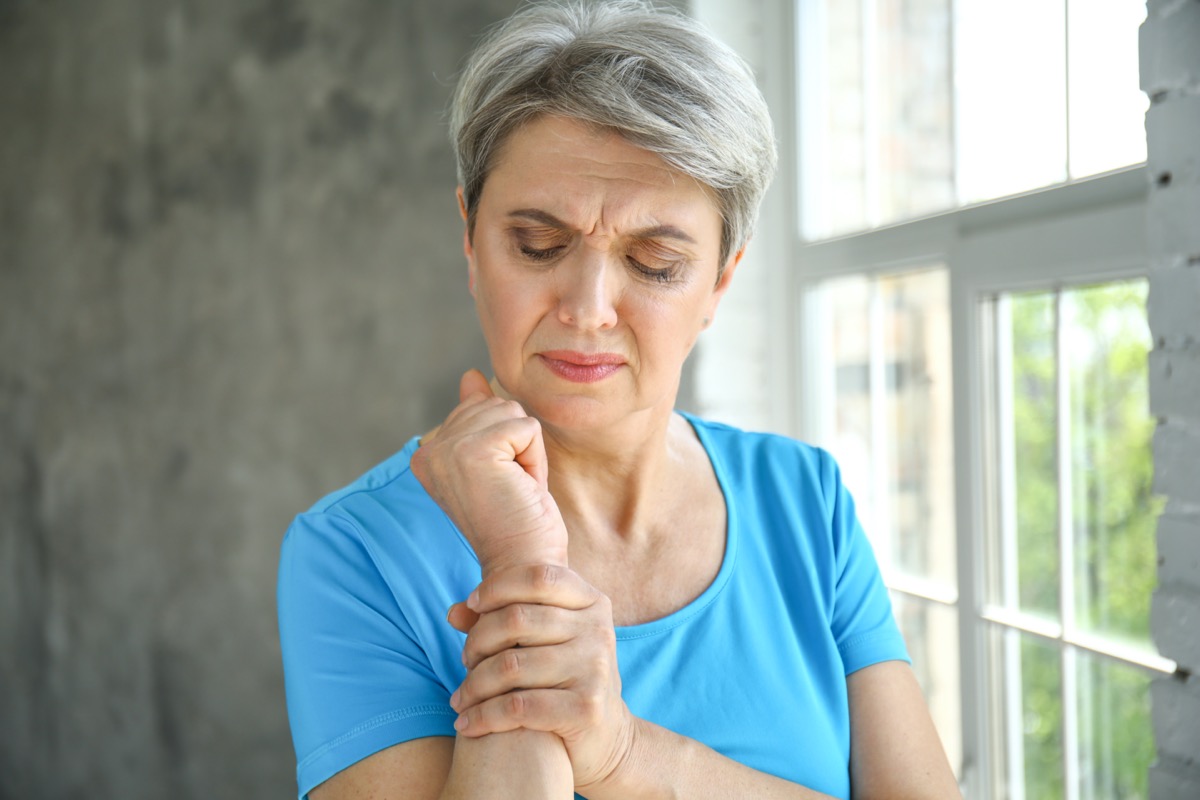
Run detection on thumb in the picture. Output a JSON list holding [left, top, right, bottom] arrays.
[[458, 369, 494, 403]]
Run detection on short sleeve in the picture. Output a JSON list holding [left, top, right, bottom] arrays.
[[819, 451, 911, 676], [277, 511, 458, 799]]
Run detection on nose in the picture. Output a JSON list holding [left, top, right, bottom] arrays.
[[556, 252, 619, 331]]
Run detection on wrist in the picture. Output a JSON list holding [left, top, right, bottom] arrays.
[[478, 542, 569, 577], [578, 716, 671, 800]]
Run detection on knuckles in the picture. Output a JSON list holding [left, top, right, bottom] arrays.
[[499, 648, 524, 680]]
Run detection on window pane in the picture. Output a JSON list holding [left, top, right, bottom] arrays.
[[1009, 292, 1060, 620], [800, 0, 954, 239], [956, 0, 1067, 204], [798, 0, 1147, 240], [1067, 0, 1148, 179], [878, 270, 955, 587], [810, 0, 868, 238], [1021, 636, 1064, 800], [810, 269, 955, 590], [1076, 652, 1153, 800], [1065, 281, 1160, 643], [990, 630, 1065, 800], [892, 594, 961, 778], [825, 274, 875, 524]]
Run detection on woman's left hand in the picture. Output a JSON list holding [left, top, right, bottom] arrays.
[[447, 564, 637, 794]]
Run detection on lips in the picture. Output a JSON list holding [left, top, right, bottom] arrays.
[[537, 350, 626, 383]]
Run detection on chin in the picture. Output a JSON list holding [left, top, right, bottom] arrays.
[[522, 391, 629, 432]]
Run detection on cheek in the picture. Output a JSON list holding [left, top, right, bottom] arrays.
[[628, 295, 706, 360], [473, 271, 543, 354]]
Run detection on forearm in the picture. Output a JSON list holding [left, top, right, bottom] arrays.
[[441, 730, 574, 800], [582, 717, 836, 800], [438, 545, 575, 800]]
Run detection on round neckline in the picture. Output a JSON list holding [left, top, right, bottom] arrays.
[[612, 412, 737, 640], [403, 413, 738, 640]]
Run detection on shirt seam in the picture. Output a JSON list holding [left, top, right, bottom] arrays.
[[838, 628, 907, 660], [297, 705, 457, 773]]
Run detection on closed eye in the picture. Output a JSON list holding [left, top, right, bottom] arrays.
[[628, 256, 682, 283], [519, 244, 565, 262]]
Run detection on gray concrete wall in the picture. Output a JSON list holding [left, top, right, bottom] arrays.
[[1144, 1, 1200, 797], [0, 1, 525, 797]]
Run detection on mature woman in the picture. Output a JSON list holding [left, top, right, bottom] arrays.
[[278, 2, 960, 798]]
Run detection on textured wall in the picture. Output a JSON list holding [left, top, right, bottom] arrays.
[[0, 1, 524, 797], [1144, 1, 1200, 797]]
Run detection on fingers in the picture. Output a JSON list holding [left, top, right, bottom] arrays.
[[451, 643, 574, 713], [460, 602, 580, 668], [459, 368, 494, 403], [446, 601, 480, 634], [453, 688, 591, 738], [469, 564, 606, 616]]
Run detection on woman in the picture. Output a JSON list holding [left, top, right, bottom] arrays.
[[277, 2, 960, 798]]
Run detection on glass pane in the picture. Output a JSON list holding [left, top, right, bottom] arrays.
[[1022, 635, 1065, 800], [802, 0, 867, 239], [826, 275, 875, 528], [956, 0, 1068, 204], [872, 0, 955, 226], [1010, 292, 1060, 620], [1067, 0, 1148, 179], [799, 0, 1147, 240], [892, 594, 961, 778], [1065, 281, 1160, 643], [800, 0, 953, 239], [812, 269, 954, 590], [879, 270, 955, 587], [1076, 652, 1153, 800]]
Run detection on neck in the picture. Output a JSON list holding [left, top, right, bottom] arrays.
[[541, 407, 692, 550]]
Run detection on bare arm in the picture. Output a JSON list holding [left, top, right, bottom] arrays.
[[452, 566, 960, 800], [576, 662, 958, 800], [846, 661, 961, 799], [306, 371, 575, 800], [309, 732, 573, 800]]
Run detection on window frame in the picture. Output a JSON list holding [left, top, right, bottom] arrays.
[[691, 1, 1168, 797]]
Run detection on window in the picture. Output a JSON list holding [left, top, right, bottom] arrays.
[[689, 1, 1179, 798], [798, 0, 1148, 240], [979, 281, 1168, 799], [788, 2, 1174, 798]]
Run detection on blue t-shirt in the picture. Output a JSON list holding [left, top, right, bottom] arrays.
[[277, 414, 909, 799]]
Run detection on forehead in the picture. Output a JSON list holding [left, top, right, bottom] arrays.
[[481, 116, 720, 235]]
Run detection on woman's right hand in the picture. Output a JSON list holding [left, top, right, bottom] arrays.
[[410, 370, 569, 576]]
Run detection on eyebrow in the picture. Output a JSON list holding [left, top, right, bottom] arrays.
[[507, 208, 699, 245]]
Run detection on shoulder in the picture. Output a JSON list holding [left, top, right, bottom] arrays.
[[278, 435, 474, 616], [682, 412, 842, 502], [283, 436, 456, 558]]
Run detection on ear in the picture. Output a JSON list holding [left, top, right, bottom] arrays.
[[457, 187, 477, 296], [702, 246, 746, 329]]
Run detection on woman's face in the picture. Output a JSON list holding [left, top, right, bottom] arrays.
[[461, 115, 741, 433]]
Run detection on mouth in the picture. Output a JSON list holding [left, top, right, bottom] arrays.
[[537, 350, 626, 383]]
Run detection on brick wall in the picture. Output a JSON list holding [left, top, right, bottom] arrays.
[[1143, 1, 1200, 797]]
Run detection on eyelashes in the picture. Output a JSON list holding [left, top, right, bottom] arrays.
[[518, 244, 564, 262], [516, 243, 684, 284]]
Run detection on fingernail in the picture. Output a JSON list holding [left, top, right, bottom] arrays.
[[466, 589, 480, 610], [449, 689, 460, 709], [446, 605, 455, 623], [454, 715, 468, 732]]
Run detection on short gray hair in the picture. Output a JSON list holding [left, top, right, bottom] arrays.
[[449, 0, 777, 269]]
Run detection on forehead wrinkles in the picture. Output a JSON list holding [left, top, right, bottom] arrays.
[[487, 117, 719, 246]]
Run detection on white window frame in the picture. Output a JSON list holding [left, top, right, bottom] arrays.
[[690, 1, 1171, 797]]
